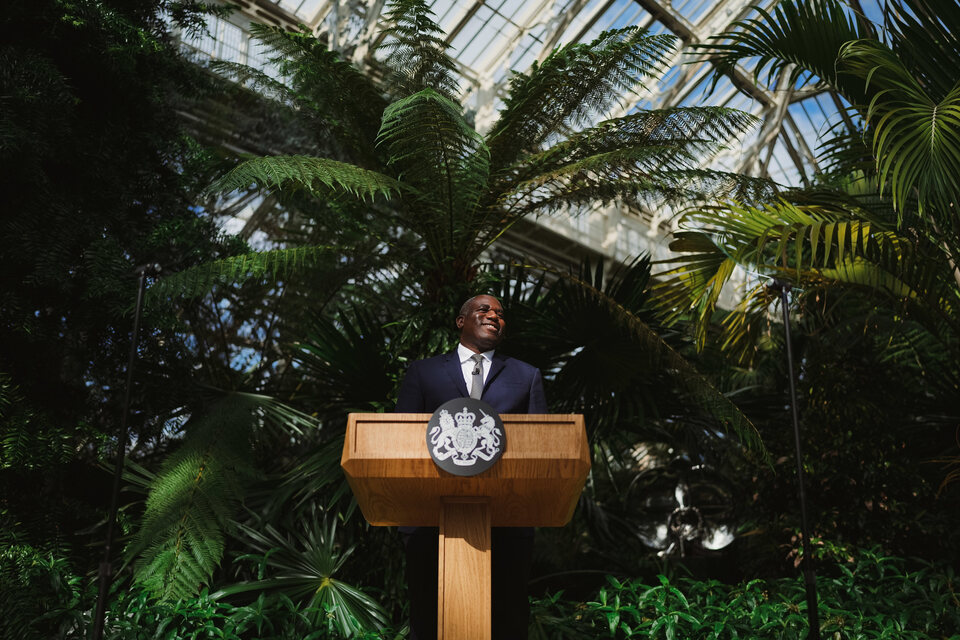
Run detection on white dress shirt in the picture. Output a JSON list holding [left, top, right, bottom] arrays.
[[457, 343, 494, 392]]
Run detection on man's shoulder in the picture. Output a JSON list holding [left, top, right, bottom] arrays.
[[406, 352, 455, 370], [495, 353, 540, 373]]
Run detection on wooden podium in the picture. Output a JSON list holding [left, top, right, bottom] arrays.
[[341, 413, 590, 640]]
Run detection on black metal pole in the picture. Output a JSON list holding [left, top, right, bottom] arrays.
[[771, 280, 820, 640], [92, 264, 155, 640]]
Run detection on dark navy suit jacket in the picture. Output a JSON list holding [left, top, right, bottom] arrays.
[[395, 350, 547, 415]]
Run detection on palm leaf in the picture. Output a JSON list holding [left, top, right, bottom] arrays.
[[695, 0, 869, 101], [839, 39, 960, 217], [214, 513, 389, 636], [502, 260, 765, 455]]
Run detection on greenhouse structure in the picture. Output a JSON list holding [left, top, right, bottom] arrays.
[[1, 1, 958, 638]]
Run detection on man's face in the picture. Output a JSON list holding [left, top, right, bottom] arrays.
[[456, 295, 505, 353]]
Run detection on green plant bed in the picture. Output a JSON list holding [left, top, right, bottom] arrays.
[[531, 549, 960, 639]]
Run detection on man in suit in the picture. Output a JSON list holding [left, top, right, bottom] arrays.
[[395, 294, 547, 640]]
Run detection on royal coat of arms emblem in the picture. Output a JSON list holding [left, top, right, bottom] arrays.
[[426, 398, 505, 476]]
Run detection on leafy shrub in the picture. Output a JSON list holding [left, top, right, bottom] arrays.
[[530, 548, 960, 639]]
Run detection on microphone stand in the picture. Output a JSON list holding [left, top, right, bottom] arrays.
[[91, 264, 158, 640], [767, 279, 820, 640]]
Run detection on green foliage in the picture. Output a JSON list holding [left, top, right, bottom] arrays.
[[531, 548, 960, 639], [129, 397, 258, 599], [489, 27, 676, 169], [377, 0, 461, 100], [147, 246, 338, 303], [695, 0, 867, 96], [0, 531, 84, 640], [215, 514, 390, 637], [207, 155, 402, 201]]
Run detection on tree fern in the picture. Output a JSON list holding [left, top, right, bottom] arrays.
[[378, 88, 490, 258], [488, 27, 677, 170]]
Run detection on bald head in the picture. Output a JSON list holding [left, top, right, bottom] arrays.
[[456, 295, 505, 353]]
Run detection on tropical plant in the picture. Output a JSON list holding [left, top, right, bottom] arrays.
[[657, 0, 960, 365], [122, 0, 783, 607], [652, 0, 960, 567]]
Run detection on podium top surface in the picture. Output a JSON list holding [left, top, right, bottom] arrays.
[[341, 413, 590, 527]]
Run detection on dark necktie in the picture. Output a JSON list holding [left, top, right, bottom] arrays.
[[469, 353, 484, 399]]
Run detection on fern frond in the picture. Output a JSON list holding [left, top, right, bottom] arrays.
[[376, 0, 460, 99], [207, 155, 401, 200], [207, 59, 293, 101], [521, 107, 759, 178], [146, 246, 336, 303], [378, 88, 490, 253], [488, 27, 677, 170], [247, 23, 386, 154], [129, 396, 260, 600]]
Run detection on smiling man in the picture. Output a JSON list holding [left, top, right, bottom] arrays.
[[395, 294, 547, 640]]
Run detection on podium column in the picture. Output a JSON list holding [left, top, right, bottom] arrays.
[[438, 498, 491, 640]]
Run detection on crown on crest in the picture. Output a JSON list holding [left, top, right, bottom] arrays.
[[455, 407, 476, 429]]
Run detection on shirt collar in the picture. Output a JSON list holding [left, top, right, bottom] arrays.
[[458, 342, 494, 363]]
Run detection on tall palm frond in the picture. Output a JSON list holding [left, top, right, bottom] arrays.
[[838, 39, 960, 218], [884, 0, 960, 102], [694, 0, 869, 100], [654, 197, 921, 348]]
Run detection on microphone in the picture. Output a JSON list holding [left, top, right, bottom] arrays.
[[472, 362, 482, 375]]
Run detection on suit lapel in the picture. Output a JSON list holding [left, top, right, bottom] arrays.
[[443, 351, 469, 397], [485, 353, 507, 392]]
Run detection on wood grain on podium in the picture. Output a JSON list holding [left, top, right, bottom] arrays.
[[437, 498, 491, 640], [341, 413, 590, 528]]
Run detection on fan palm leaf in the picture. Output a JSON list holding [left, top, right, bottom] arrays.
[[214, 514, 389, 635], [494, 259, 765, 455]]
